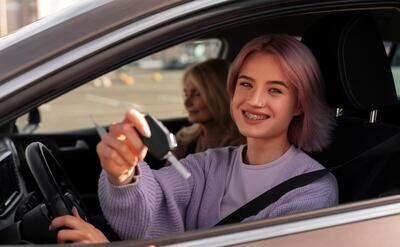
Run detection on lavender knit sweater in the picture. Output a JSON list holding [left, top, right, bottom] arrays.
[[98, 146, 338, 240]]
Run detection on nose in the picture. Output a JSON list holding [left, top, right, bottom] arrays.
[[247, 88, 266, 107], [184, 95, 193, 108]]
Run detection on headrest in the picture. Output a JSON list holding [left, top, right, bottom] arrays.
[[302, 12, 397, 111]]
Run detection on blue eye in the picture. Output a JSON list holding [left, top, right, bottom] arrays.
[[269, 88, 282, 94]]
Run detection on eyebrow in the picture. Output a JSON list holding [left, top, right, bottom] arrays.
[[237, 75, 289, 89]]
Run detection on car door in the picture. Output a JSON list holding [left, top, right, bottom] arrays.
[[2, 0, 400, 246]]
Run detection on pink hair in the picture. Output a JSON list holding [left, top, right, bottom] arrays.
[[227, 34, 334, 152]]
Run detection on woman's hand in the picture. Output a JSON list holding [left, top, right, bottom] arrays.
[[50, 207, 109, 244], [97, 109, 151, 186]]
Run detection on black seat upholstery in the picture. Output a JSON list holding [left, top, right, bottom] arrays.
[[302, 12, 400, 203]]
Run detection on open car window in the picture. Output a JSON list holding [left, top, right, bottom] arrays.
[[15, 39, 222, 133]]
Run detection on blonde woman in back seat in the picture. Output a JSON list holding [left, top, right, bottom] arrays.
[[173, 58, 244, 160]]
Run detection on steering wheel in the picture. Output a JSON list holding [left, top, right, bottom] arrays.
[[25, 142, 89, 222]]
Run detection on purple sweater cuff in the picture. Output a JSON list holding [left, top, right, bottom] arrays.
[[98, 162, 158, 239]]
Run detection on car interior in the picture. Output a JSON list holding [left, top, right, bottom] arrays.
[[303, 11, 400, 203], [1, 4, 400, 244]]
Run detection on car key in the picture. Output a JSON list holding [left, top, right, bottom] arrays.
[[90, 114, 191, 179], [140, 114, 191, 179]]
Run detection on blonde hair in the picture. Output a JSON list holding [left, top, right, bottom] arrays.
[[176, 59, 244, 158]]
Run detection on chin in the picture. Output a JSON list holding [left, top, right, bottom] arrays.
[[238, 128, 258, 138], [240, 132, 262, 139], [188, 117, 197, 123], [237, 126, 270, 139], [189, 117, 204, 123]]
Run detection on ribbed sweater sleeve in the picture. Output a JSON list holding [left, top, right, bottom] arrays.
[[98, 153, 210, 240]]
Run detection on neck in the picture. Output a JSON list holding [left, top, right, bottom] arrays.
[[245, 135, 291, 165]]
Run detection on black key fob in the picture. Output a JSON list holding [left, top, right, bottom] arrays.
[[139, 113, 177, 160]]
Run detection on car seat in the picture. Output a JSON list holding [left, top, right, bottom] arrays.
[[302, 11, 400, 203]]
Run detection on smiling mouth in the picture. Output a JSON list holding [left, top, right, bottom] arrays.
[[243, 111, 270, 120]]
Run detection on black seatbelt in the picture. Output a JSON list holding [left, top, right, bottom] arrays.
[[215, 169, 329, 226], [215, 132, 400, 226]]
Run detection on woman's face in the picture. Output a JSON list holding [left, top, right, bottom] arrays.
[[183, 78, 212, 124], [231, 52, 299, 142]]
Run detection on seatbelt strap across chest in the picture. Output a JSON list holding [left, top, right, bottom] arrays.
[[215, 132, 400, 226], [215, 168, 329, 226]]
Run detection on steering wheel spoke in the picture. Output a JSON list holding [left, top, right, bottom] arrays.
[[24, 142, 90, 243]]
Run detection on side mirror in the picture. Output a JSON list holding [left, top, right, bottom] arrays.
[[22, 108, 41, 133]]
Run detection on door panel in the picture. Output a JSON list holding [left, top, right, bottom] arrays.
[[233, 214, 400, 246]]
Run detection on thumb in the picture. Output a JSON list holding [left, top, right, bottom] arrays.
[[71, 207, 82, 219]]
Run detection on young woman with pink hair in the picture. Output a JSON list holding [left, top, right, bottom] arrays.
[[50, 34, 338, 243]]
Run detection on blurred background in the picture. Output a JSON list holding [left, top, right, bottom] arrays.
[[0, 0, 82, 37], [0, 0, 221, 133]]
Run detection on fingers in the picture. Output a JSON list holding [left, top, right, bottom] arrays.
[[109, 122, 143, 151], [56, 226, 108, 244], [97, 141, 127, 167], [57, 229, 90, 244], [71, 207, 81, 219], [96, 109, 150, 186], [137, 144, 149, 161], [124, 109, 151, 138], [51, 212, 109, 244], [51, 214, 84, 231], [97, 142, 138, 185], [102, 132, 135, 165]]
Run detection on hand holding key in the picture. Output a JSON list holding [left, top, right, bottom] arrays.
[[96, 109, 151, 186], [96, 109, 190, 186]]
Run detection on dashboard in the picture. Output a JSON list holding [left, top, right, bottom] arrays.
[[0, 138, 24, 219], [0, 150, 21, 217], [0, 137, 43, 244]]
